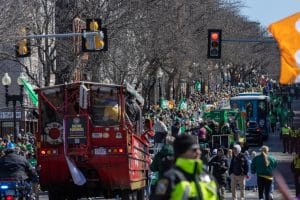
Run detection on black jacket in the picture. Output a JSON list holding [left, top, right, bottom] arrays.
[[208, 155, 228, 186], [0, 151, 37, 181], [229, 153, 248, 176]]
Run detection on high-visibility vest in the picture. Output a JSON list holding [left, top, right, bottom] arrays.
[[282, 127, 290, 135], [168, 158, 218, 200], [294, 157, 300, 169]]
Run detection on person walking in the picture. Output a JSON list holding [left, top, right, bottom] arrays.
[[290, 127, 297, 154], [225, 148, 233, 191], [150, 134, 219, 200], [291, 152, 300, 198], [208, 148, 228, 200], [251, 146, 278, 200], [246, 151, 258, 191], [229, 144, 248, 200], [281, 124, 291, 153]]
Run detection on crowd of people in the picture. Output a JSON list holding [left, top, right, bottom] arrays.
[[0, 131, 38, 199], [149, 133, 278, 200], [146, 86, 295, 200]]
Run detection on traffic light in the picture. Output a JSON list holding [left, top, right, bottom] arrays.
[[82, 19, 107, 52], [207, 29, 222, 59], [16, 39, 31, 57]]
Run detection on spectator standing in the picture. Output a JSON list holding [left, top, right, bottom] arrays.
[[201, 148, 211, 169], [171, 121, 180, 137], [229, 144, 249, 200], [246, 151, 258, 191], [150, 136, 175, 181], [208, 148, 228, 200], [226, 148, 233, 191], [251, 146, 277, 200], [281, 124, 291, 153], [153, 117, 168, 143], [290, 127, 297, 154]]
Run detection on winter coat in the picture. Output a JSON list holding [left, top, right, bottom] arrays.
[[150, 144, 174, 178], [229, 153, 249, 176], [0, 151, 37, 181], [251, 154, 277, 177], [208, 155, 228, 186]]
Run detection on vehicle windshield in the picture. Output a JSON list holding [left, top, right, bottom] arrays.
[[248, 122, 257, 128], [245, 101, 253, 119], [91, 87, 120, 126], [41, 88, 64, 134], [258, 100, 267, 118]]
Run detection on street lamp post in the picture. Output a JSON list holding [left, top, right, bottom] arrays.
[[157, 68, 163, 103], [2, 73, 25, 143]]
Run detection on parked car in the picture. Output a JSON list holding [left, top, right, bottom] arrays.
[[246, 121, 263, 146]]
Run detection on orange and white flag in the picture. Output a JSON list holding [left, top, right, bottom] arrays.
[[268, 12, 300, 84]]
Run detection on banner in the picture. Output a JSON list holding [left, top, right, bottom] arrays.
[[21, 79, 38, 106], [160, 98, 169, 109], [268, 12, 300, 84], [178, 98, 187, 110], [195, 81, 201, 92]]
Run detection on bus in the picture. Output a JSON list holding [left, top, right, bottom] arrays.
[[230, 93, 270, 144]]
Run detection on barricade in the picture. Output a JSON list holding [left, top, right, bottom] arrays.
[[211, 134, 231, 148]]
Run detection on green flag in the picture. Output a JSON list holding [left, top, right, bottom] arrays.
[[195, 81, 201, 92], [178, 98, 187, 110], [160, 99, 169, 109], [21, 79, 38, 106]]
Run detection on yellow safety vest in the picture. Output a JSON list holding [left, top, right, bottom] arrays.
[[170, 158, 218, 200], [282, 127, 290, 135]]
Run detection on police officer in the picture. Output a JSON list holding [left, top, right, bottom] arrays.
[[0, 142, 38, 182], [290, 127, 297, 154], [281, 124, 291, 153], [291, 152, 300, 197], [150, 134, 219, 200]]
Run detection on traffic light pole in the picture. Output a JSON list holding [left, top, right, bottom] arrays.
[[17, 31, 102, 39], [222, 38, 276, 43]]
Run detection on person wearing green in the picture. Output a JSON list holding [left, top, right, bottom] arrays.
[[281, 124, 291, 153], [288, 109, 295, 126], [269, 112, 277, 133], [251, 146, 277, 200], [28, 153, 37, 167], [150, 141, 174, 180], [151, 134, 219, 200]]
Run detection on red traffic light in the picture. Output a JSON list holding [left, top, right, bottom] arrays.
[[207, 29, 222, 59], [211, 32, 219, 40]]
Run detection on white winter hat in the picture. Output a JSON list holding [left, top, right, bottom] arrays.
[[212, 149, 218, 155], [233, 144, 241, 154]]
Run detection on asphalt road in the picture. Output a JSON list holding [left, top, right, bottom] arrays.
[[225, 99, 300, 200]]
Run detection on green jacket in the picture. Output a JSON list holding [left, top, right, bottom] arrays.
[[151, 158, 219, 200], [251, 154, 277, 177], [150, 144, 174, 178]]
